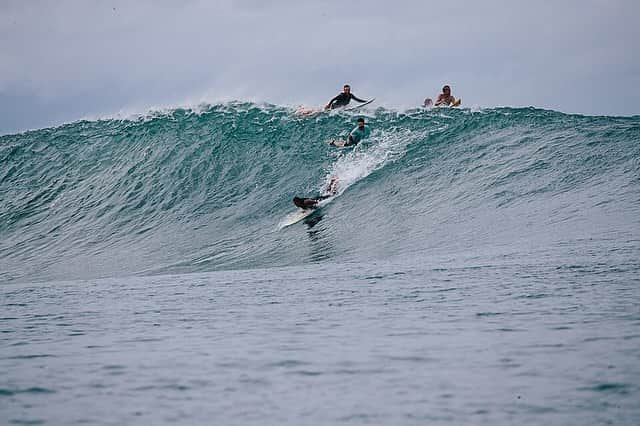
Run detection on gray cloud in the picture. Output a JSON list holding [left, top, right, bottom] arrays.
[[1, 0, 638, 133]]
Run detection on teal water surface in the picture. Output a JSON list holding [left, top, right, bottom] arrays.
[[1, 104, 639, 425], [1, 104, 638, 283]]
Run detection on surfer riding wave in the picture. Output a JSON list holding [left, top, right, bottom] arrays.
[[293, 177, 339, 210]]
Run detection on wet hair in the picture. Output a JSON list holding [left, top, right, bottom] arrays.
[[443, 85, 451, 91], [344, 84, 351, 89], [293, 197, 306, 209], [357, 118, 365, 123]]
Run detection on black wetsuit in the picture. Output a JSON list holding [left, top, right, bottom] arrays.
[[328, 92, 366, 109], [293, 195, 332, 210]]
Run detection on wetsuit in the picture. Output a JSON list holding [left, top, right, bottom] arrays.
[[328, 92, 366, 109], [293, 195, 331, 210], [293, 179, 339, 210]]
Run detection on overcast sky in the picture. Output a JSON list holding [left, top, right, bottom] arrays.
[[1, 0, 639, 134]]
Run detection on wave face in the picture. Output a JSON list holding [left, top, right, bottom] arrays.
[[1, 104, 639, 283]]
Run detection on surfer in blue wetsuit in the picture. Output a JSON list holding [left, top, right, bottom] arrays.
[[330, 118, 371, 147], [325, 84, 368, 110], [293, 177, 339, 210]]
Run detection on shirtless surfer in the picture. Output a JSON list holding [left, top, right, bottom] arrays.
[[424, 85, 461, 107], [325, 84, 368, 110]]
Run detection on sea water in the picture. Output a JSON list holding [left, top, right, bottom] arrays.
[[1, 104, 639, 424]]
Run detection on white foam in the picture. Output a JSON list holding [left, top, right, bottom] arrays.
[[320, 128, 425, 196]]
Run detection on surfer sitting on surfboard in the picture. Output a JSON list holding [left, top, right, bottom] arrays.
[[325, 84, 368, 110], [293, 177, 339, 210], [424, 85, 461, 107], [329, 118, 371, 147]]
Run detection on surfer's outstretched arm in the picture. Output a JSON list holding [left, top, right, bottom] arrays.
[[351, 94, 366, 103], [325, 95, 339, 110]]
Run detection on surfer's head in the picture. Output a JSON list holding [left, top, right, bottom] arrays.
[[357, 117, 365, 129], [293, 197, 306, 209], [442, 85, 451, 94], [343, 84, 351, 93]]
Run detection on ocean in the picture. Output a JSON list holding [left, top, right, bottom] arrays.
[[1, 104, 639, 425]]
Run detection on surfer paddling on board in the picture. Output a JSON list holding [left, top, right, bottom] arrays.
[[329, 118, 371, 147], [424, 85, 461, 107], [325, 84, 368, 110], [293, 177, 339, 210]]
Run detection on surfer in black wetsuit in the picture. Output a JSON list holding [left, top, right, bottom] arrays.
[[325, 85, 367, 110], [293, 177, 339, 210]]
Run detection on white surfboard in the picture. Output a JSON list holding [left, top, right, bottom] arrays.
[[278, 195, 336, 229], [328, 139, 347, 147], [345, 98, 376, 111], [278, 209, 316, 229]]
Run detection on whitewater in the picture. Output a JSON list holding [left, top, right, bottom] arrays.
[[1, 104, 639, 425]]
